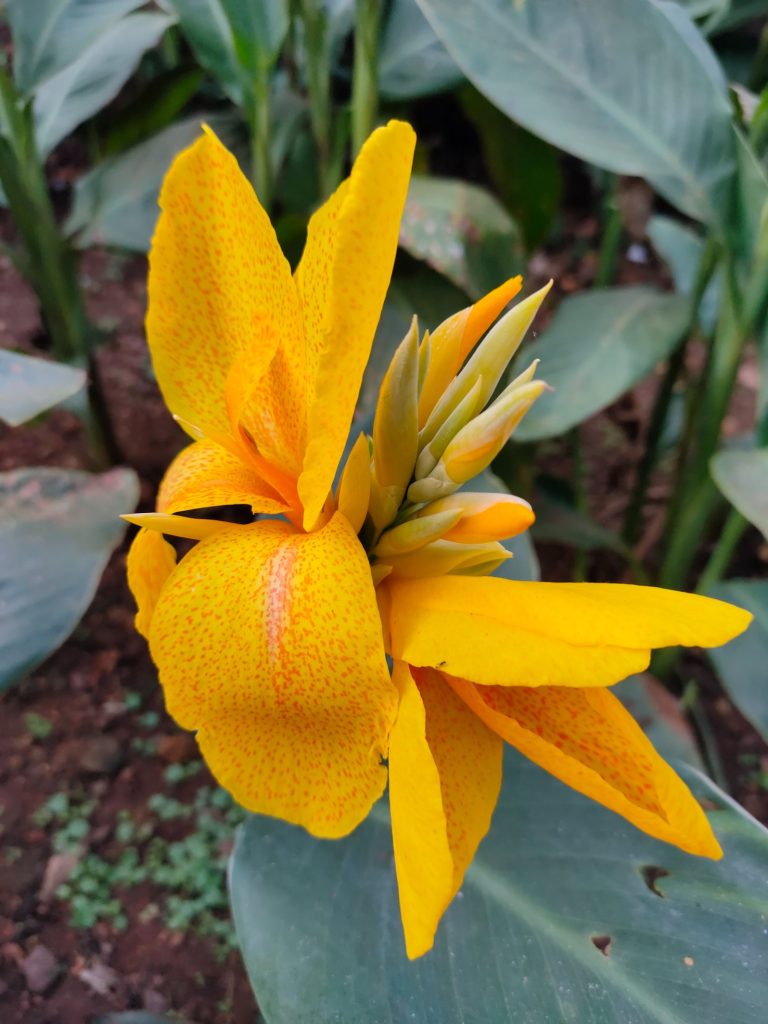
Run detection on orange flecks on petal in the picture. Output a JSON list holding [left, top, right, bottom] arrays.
[[386, 576, 649, 688], [126, 528, 177, 640], [147, 127, 303, 454], [296, 120, 416, 530], [148, 514, 397, 838], [385, 576, 752, 688], [390, 663, 502, 958], [157, 439, 288, 516], [418, 276, 523, 427], [448, 677, 722, 858]]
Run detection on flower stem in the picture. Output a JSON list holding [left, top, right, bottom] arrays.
[[657, 246, 768, 590], [351, 0, 382, 157], [298, 0, 336, 196], [622, 238, 720, 546], [249, 74, 272, 211]]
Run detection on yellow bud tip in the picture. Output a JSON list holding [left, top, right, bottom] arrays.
[[420, 492, 535, 543]]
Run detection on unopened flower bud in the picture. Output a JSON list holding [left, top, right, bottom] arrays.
[[373, 508, 463, 558], [381, 539, 511, 578], [415, 492, 534, 544], [372, 317, 420, 497], [421, 281, 551, 446], [336, 433, 372, 535]]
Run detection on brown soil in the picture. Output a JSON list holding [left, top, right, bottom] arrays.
[[1, 210, 766, 1024]]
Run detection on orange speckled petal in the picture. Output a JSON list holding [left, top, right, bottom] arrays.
[[157, 439, 287, 515], [296, 120, 416, 530], [390, 663, 502, 958], [126, 528, 177, 640], [418, 276, 523, 426], [148, 513, 397, 838], [386, 577, 649, 687], [147, 127, 303, 446], [448, 677, 721, 858]]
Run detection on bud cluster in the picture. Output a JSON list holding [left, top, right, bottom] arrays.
[[335, 280, 551, 582]]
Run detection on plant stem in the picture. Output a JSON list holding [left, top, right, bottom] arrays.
[[298, 0, 335, 196], [570, 427, 589, 581], [351, 0, 382, 157], [594, 196, 623, 289], [622, 239, 720, 546], [658, 245, 768, 590], [697, 509, 748, 592], [249, 73, 272, 211]]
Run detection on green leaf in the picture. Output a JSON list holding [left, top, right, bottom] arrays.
[[0, 350, 85, 425], [98, 65, 204, 157], [7, 0, 147, 94], [379, 0, 463, 100], [413, 0, 736, 226], [231, 750, 768, 1024], [708, 579, 768, 743], [0, 467, 138, 690], [66, 116, 226, 252], [531, 489, 630, 555], [166, 0, 289, 109], [731, 129, 768, 266], [400, 175, 524, 299], [711, 448, 768, 538], [459, 86, 562, 250], [33, 11, 174, 157], [512, 287, 690, 441], [647, 215, 721, 334]]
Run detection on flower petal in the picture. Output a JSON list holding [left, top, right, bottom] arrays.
[[387, 577, 649, 687], [448, 677, 721, 858], [149, 513, 396, 837], [389, 662, 502, 958], [386, 577, 751, 688], [126, 528, 177, 640], [157, 439, 288, 515], [147, 127, 303, 447], [295, 120, 416, 529]]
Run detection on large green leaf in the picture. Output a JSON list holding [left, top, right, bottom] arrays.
[[647, 215, 721, 334], [459, 86, 562, 250], [7, 0, 147, 94], [0, 467, 138, 690], [414, 0, 736, 226], [231, 750, 768, 1024], [400, 176, 524, 299], [167, 0, 288, 110], [708, 580, 768, 743], [0, 350, 85, 425], [710, 448, 768, 538], [512, 287, 690, 441], [66, 116, 220, 252], [379, 0, 463, 100], [33, 11, 173, 157]]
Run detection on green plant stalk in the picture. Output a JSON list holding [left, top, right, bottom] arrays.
[[0, 78, 90, 360], [696, 509, 748, 593], [569, 427, 589, 582], [298, 0, 335, 196], [622, 239, 720, 546], [351, 0, 382, 157], [658, 246, 768, 590], [593, 201, 623, 289], [248, 71, 272, 212]]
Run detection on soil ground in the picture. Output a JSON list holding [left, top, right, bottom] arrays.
[[1, 212, 767, 1023]]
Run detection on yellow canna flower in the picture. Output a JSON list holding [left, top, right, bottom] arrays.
[[125, 120, 752, 961]]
